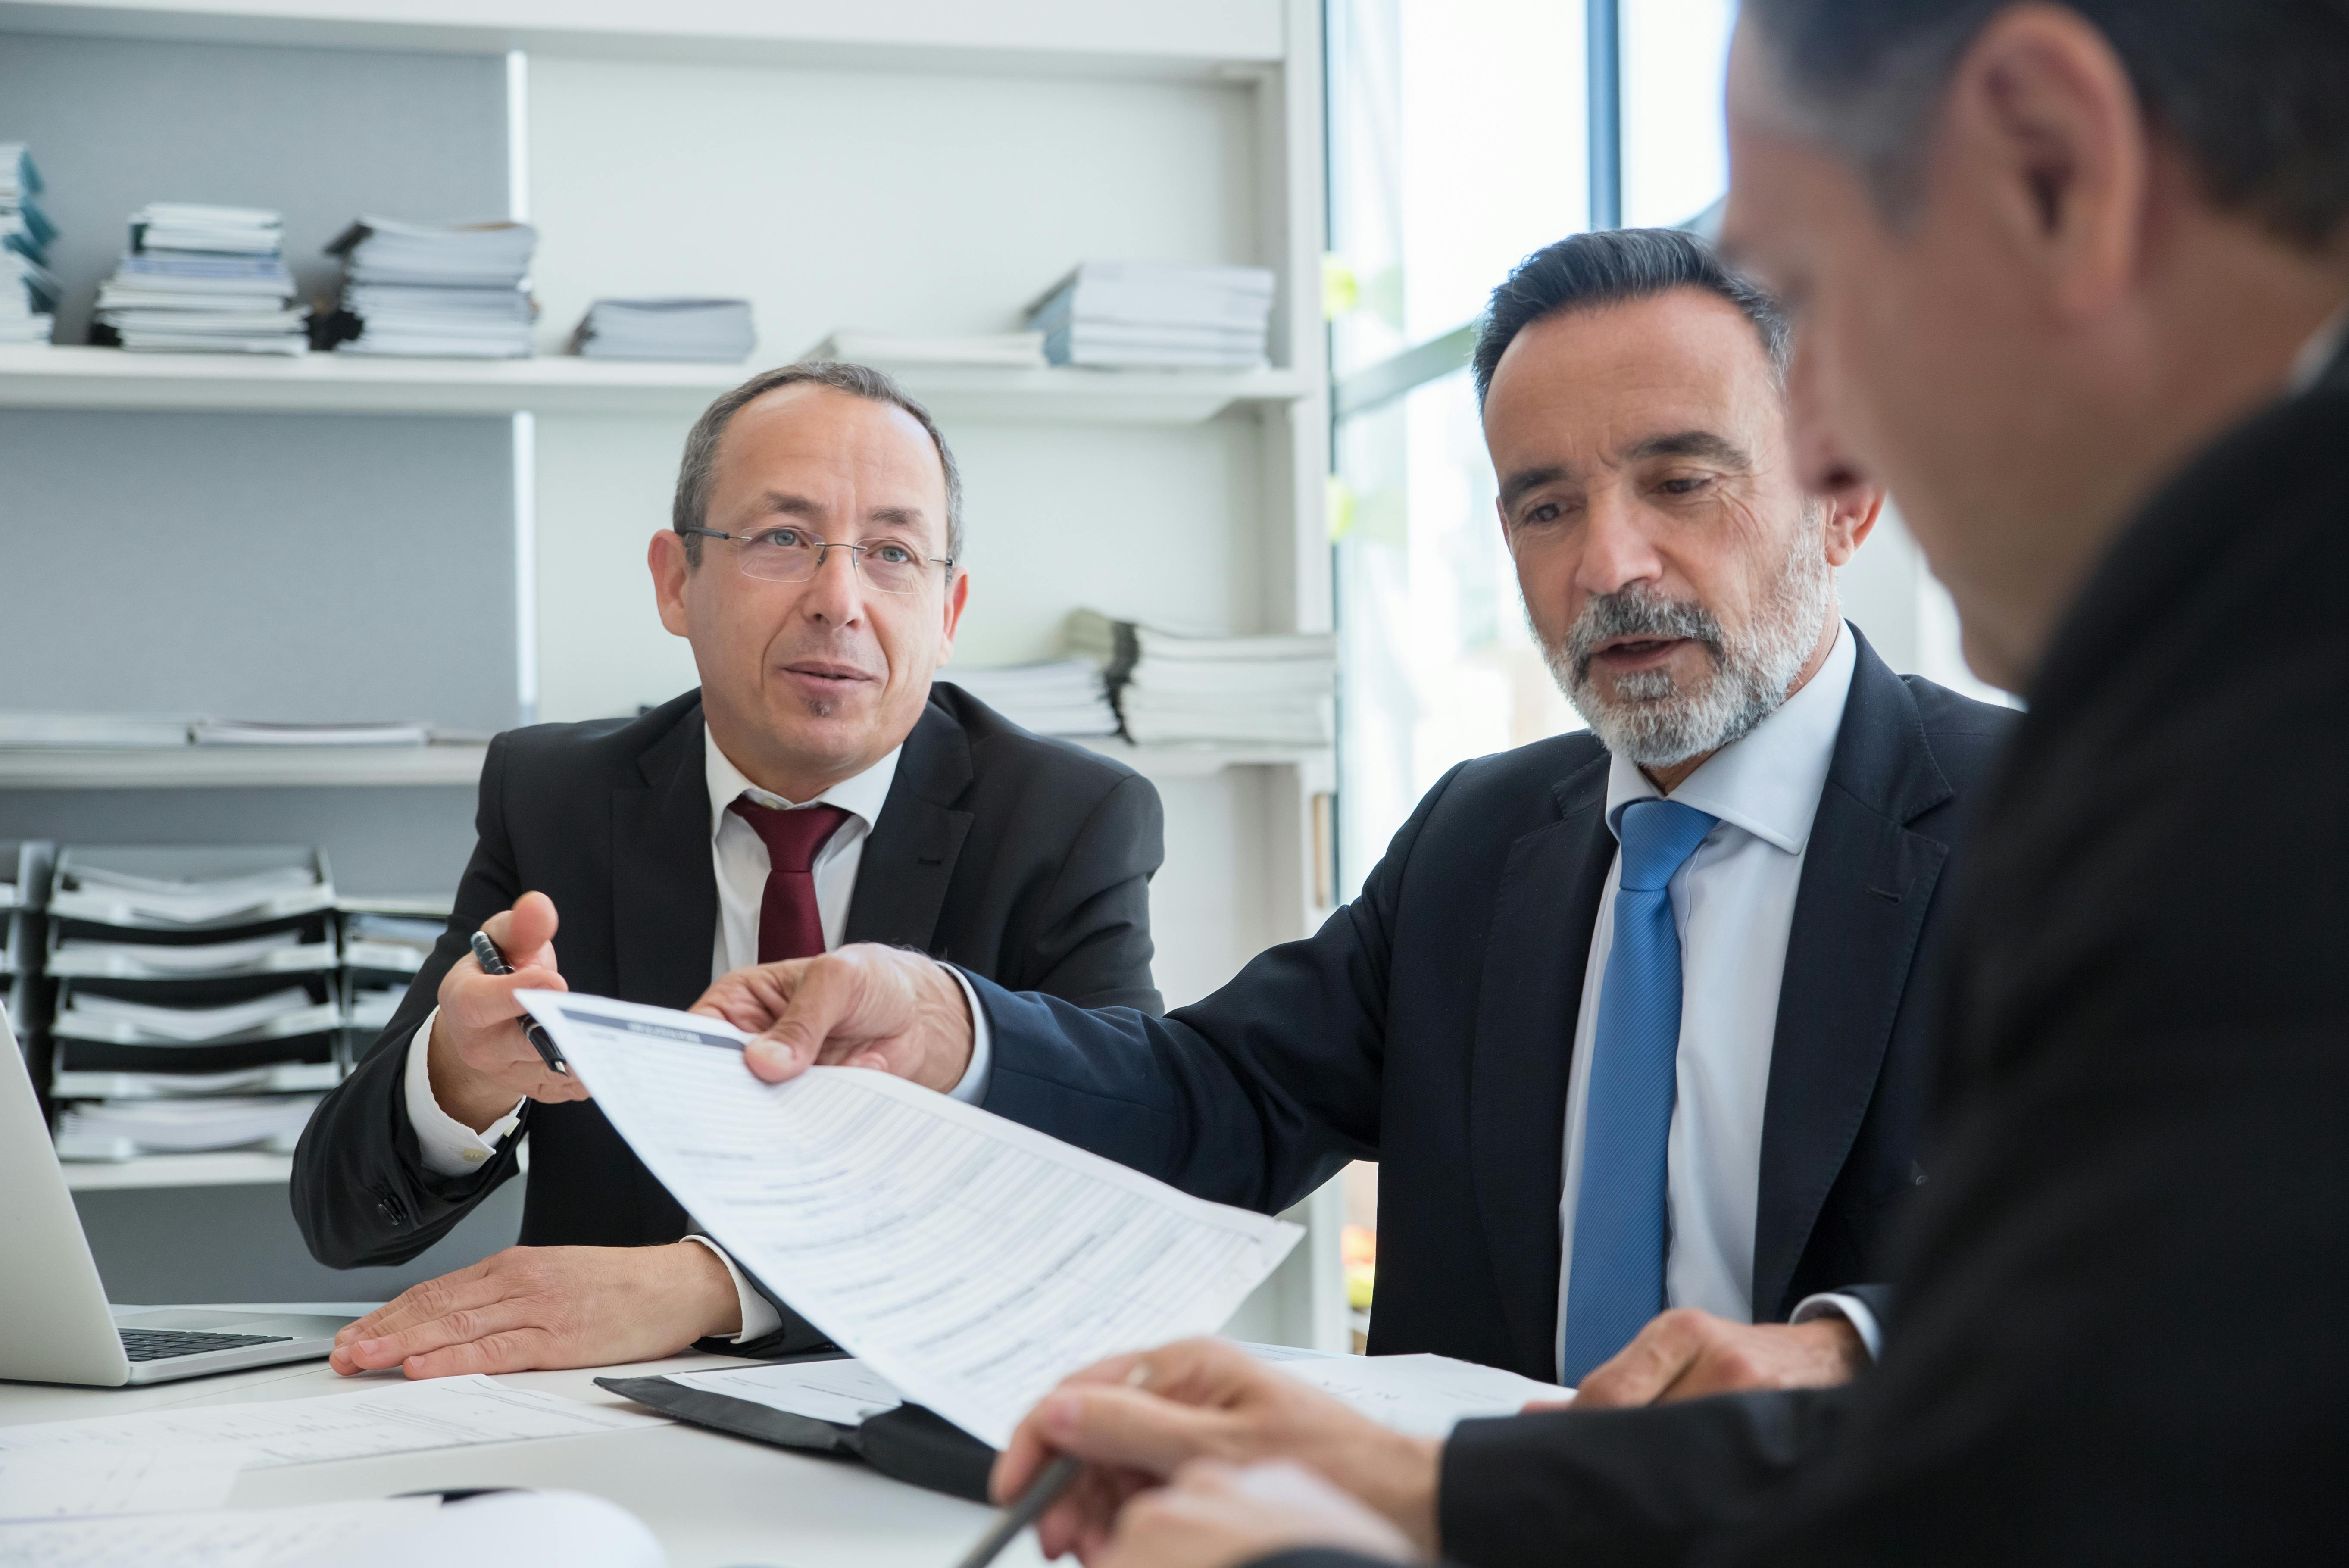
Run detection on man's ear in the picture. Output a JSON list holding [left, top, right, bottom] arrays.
[[1821, 486, 1885, 568], [1941, 3, 2147, 319], [935, 569, 971, 663], [649, 528, 693, 638]]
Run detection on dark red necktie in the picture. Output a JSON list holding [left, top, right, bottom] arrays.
[[728, 799, 851, 963]]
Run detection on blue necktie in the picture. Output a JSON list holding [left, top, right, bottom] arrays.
[[1559, 798, 1718, 1384]]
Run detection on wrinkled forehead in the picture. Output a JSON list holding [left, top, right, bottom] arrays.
[[712, 386, 949, 538]]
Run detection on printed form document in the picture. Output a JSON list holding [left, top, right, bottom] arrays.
[[520, 993, 1303, 1449]]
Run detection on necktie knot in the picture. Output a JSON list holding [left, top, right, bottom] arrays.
[[1614, 799, 1718, 892], [729, 798, 850, 873]]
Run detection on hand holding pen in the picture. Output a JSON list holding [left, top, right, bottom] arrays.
[[422, 891, 587, 1129]]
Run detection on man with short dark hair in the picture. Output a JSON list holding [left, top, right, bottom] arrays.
[[293, 362, 1166, 1376], [699, 231, 2015, 1401], [965, 2, 2349, 1564]]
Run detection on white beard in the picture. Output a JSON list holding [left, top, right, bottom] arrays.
[[1543, 524, 1834, 768]]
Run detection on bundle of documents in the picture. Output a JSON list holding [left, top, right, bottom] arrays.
[[1026, 261, 1276, 369], [45, 847, 346, 1131], [569, 297, 755, 361], [192, 718, 430, 747], [1071, 610, 1336, 745], [340, 911, 440, 974], [0, 144, 58, 346], [51, 1094, 322, 1160], [326, 215, 537, 358], [938, 658, 1118, 737], [803, 328, 1047, 369], [93, 203, 307, 355]]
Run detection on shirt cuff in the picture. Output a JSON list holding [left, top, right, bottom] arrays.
[[1791, 1291, 1884, 1362], [402, 1006, 526, 1179], [683, 1233, 784, 1343], [941, 964, 993, 1105]]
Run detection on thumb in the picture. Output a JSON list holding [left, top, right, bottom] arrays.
[[1032, 1384, 1233, 1479], [744, 957, 857, 1082]]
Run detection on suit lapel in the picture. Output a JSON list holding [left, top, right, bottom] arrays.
[[1467, 752, 1614, 1379], [1749, 637, 1952, 1318], [612, 700, 720, 1008], [842, 698, 975, 951]]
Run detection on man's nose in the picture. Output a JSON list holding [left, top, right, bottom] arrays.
[[1575, 489, 1664, 597], [800, 543, 868, 623]]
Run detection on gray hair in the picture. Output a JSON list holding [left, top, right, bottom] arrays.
[[1471, 228, 1790, 407], [1745, 0, 2349, 245], [671, 361, 965, 566]]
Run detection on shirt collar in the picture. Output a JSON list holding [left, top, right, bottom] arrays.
[[1602, 618, 1859, 856], [704, 725, 902, 844], [2289, 301, 2349, 395]]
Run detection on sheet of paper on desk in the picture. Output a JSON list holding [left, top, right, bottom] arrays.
[[1270, 1353, 1571, 1437], [0, 1497, 437, 1568], [0, 1445, 244, 1520], [520, 992, 1303, 1450], [0, 1374, 666, 1468], [670, 1357, 906, 1427]]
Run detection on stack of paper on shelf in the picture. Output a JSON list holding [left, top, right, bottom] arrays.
[[803, 329, 1047, 369], [93, 203, 306, 355], [938, 659, 1118, 737], [1025, 262, 1276, 369], [193, 718, 431, 747], [52, 1095, 323, 1161], [1071, 610, 1336, 746], [569, 297, 755, 361], [44, 847, 345, 1151], [0, 713, 196, 748], [340, 903, 448, 1045], [0, 144, 58, 346], [326, 216, 537, 358]]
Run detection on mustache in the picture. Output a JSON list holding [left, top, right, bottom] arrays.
[[1562, 591, 1727, 684]]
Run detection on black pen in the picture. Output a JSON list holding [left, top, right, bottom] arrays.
[[469, 929, 567, 1074], [952, 1454, 1082, 1568]]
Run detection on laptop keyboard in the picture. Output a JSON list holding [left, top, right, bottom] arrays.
[[119, 1327, 294, 1362]]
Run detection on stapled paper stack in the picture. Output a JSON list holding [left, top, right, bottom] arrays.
[[45, 846, 344, 1157], [1070, 610, 1335, 746], [325, 216, 537, 357], [1025, 261, 1276, 369], [92, 204, 307, 355], [0, 144, 58, 346], [937, 659, 1118, 737]]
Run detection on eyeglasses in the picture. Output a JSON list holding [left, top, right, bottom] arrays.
[[681, 525, 956, 596]]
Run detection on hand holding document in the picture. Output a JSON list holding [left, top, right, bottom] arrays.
[[519, 993, 1303, 1448]]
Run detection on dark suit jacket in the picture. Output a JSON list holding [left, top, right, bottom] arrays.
[[1296, 365, 2349, 1568], [292, 683, 1164, 1328], [971, 629, 2012, 1381]]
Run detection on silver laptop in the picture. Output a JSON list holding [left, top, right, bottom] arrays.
[[0, 1007, 354, 1385]]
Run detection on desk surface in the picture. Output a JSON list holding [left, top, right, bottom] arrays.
[[0, 1348, 1045, 1568]]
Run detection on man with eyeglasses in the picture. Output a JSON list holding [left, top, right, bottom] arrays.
[[294, 362, 1167, 1377]]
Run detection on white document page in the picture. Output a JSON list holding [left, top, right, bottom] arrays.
[[0, 1499, 436, 1568], [0, 1446, 244, 1521], [0, 1375, 665, 1468], [520, 993, 1303, 1449], [669, 1358, 906, 1427], [1274, 1354, 1570, 1437]]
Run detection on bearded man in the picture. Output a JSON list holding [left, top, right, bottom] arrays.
[[697, 229, 2016, 1403]]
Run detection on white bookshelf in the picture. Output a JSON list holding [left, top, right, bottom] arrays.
[[0, 345, 1317, 424], [0, 738, 1328, 789], [60, 1150, 295, 1191], [0, 0, 1347, 1352]]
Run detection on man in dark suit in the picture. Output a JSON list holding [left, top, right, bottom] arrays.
[[698, 233, 2014, 1401], [964, 3, 2349, 1566], [294, 362, 1162, 1377]]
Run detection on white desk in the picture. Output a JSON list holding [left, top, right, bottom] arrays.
[[0, 1341, 1045, 1568]]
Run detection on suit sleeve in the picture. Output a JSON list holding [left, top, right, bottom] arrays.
[[975, 762, 1468, 1214], [1018, 769, 1167, 1012], [1435, 1389, 1854, 1568], [291, 736, 539, 1268]]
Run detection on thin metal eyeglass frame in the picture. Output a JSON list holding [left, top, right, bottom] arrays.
[[679, 525, 957, 595]]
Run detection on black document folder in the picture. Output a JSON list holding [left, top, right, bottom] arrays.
[[595, 1367, 996, 1502]]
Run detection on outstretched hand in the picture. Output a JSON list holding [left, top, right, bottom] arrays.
[[691, 943, 976, 1093], [426, 890, 583, 1130]]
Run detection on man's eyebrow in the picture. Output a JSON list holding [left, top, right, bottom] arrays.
[[1499, 464, 1576, 509], [752, 491, 823, 518], [1625, 429, 1752, 467], [864, 505, 929, 531]]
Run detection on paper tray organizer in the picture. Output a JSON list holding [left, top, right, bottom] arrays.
[[595, 1363, 996, 1503]]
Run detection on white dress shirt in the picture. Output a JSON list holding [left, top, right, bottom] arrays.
[[400, 725, 991, 1343], [1554, 621, 1858, 1378]]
